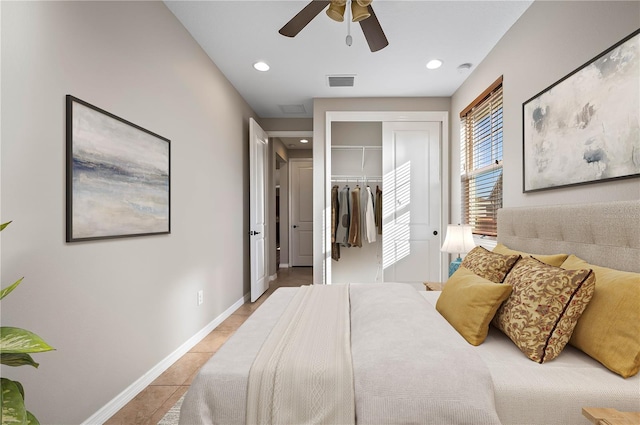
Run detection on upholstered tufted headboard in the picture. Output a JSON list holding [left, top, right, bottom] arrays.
[[497, 200, 640, 273]]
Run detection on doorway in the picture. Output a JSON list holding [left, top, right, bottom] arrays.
[[289, 159, 313, 267], [267, 130, 314, 277], [314, 111, 450, 285]]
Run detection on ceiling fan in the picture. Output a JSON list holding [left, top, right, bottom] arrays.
[[279, 0, 389, 52]]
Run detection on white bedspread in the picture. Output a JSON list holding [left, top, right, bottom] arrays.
[[422, 291, 640, 425], [180, 284, 502, 425], [350, 283, 502, 425]]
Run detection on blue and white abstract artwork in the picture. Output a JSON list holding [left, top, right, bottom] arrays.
[[67, 96, 170, 241], [523, 30, 640, 192]]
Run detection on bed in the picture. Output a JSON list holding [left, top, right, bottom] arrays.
[[180, 200, 640, 425]]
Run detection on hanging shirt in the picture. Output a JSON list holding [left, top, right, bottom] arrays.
[[336, 186, 351, 247], [349, 186, 362, 247], [375, 186, 383, 235], [365, 186, 377, 243], [331, 185, 341, 261]]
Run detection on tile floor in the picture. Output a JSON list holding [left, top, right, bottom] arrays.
[[105, 267, 312, 425]]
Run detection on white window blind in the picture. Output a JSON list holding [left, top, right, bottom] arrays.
[[460, 77, 503, 237]]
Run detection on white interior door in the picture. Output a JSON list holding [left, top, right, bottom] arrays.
[[249, 118, 269, 302], [290, 160, 313, 266], [382, 121, 441, 283]]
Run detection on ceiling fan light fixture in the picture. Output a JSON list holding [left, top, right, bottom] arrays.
[[356, 0, 372, 6], [351, 1, 371, 22], [327, 1, 346, 22]]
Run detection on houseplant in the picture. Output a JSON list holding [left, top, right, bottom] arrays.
[[1, 221, 54, 425]]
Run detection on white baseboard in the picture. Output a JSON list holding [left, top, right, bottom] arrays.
[[269, 273, 278, 281], [81, 292, 250, 425], [279, 263, 289, 268]]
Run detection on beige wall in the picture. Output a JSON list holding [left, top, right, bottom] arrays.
[[1, 2, 256, 423], [450, 1, 640, 224]]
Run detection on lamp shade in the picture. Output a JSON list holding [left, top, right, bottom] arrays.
[[327, 0, 346, 22], [440, 224, 476, 255]]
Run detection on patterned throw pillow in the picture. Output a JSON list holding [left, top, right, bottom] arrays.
[[493, 257, 595, 363], [461, 246, 520, 283], [493, 243, 568, 267]]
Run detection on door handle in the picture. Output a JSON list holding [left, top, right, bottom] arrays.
[[249, 230, 261, 235], [293, 225, 299, 229], [433, 230, 438, 236]]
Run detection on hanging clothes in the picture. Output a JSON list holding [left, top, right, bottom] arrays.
[[365, 186, 376, 243], [360, 185, 369, 243], [331, 185, 341, 261], [336, 185, 351, 247], [349, 186, 362, 247], [375, 186, 383, 235]]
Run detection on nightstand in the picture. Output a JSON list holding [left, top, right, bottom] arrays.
[[582, 407, 640, 425], [423, 282, 444, 291]]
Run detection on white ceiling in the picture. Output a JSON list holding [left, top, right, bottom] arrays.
[[165, 0, 533, 119]]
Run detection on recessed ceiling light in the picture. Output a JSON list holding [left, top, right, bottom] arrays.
[[288, 144, 296, 148], [253, 61, 270, 72], [300, 139, 309, 144], [426, 59, 443, 70]]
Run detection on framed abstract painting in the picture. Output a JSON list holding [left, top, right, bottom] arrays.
[[66, 95, 170, 242], [522, 30, 639, 192]]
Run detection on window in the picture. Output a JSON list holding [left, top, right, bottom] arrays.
[[460, 76, 503, 237]]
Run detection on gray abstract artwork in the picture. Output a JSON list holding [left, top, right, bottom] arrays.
[[68, 98, 170, 241], [523, 32, 639, 192]]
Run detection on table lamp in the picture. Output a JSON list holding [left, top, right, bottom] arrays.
[[440, 224, 476, 277]]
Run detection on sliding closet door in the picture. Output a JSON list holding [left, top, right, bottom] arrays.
[[382, 121, 441, 283]]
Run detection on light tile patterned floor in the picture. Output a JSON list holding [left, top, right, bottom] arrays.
[[104, 267, 312, 425]]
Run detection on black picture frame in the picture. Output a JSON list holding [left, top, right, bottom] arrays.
[[522, 29, 640, 193], [66, 95, 171, 242]]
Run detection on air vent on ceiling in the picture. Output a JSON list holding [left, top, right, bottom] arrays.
[[278, 104, 306, 114], [327, 75, 355, 88]]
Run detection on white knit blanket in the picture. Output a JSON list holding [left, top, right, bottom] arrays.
[[245, 284, 355, 425]]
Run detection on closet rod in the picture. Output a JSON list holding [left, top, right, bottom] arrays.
[[330, 145, 382, 150], [331, 175, 382, 181]]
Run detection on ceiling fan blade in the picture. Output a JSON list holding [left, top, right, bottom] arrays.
[[279, 0, 331, 38], [359, 5, 389, 52]]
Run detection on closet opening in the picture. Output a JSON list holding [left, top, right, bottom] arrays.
[[331, 122, 383, 284], [317, 111, 450, 285]]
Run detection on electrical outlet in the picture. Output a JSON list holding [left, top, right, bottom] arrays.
[[197, 290, 203, 306]]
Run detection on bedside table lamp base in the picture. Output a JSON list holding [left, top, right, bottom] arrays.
[[449, 256, 462, 277]]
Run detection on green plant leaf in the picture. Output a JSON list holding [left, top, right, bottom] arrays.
[[13, 381, 24, 401], [0, 277, 24, 301], [1, 378, 27, 425], [0, 327, 54, 354], [0, 221, 11, 232], [26, 410, 40, 425], [1, 353, 40, 368]]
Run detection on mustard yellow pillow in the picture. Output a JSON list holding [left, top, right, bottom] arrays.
[[493, 243, 568, 267], [461, 246, 520, 283], [436, 267, 513, 346], [562, 255, 640, 378], [493, 257, 595, 363]]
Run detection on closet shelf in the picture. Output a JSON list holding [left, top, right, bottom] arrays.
[[331, 145, 382, 171]]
